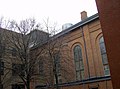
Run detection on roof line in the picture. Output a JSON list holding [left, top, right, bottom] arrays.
[[53, 13, 99, 38], [32, 13, 99, 49]]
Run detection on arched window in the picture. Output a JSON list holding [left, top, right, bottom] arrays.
[[74, 45, 84, 80], [99, 37, 110, 76]]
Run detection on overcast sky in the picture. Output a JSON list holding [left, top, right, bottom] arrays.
[[0, 0, 98, 28]]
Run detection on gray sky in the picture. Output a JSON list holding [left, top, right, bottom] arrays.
[[0, 0, 98, 28]]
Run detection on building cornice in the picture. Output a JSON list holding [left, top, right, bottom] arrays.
[[53, 13, 99, 39]]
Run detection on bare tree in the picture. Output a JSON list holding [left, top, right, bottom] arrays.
[[0, 29, 4, 89], [0, 28, 14, 89], [0, 17, 75, 89], [1, 18, 48, 89], [36, 19, 75, 89]]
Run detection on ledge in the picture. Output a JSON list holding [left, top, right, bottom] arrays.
[[59, 76, 111, 87], [35, 76, 111, 88]]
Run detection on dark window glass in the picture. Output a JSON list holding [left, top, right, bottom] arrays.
[[39, 60, 44, 75], [90, 88, 98, 89], [75, 61, 80, 71], [12, 48, 17, 56], [54, 53, 61, 73], [54, 52, 62, 83], [100, 42, 106, 53], [102, 54, 108, 64], [12, 84, 25, 89], [59, 79, 62, 83], [0, 44, 5, 54], [12, 63, 25, 76], [74, 45, 84, 80], [0, 84, 3, 89], [0, 62, 4, 75], [104, 65, 110, 76], [99, 37, 110, 76]]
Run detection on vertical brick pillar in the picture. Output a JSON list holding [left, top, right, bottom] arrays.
[[95, 0, 120, 89], [82, 25, 96, 78]]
